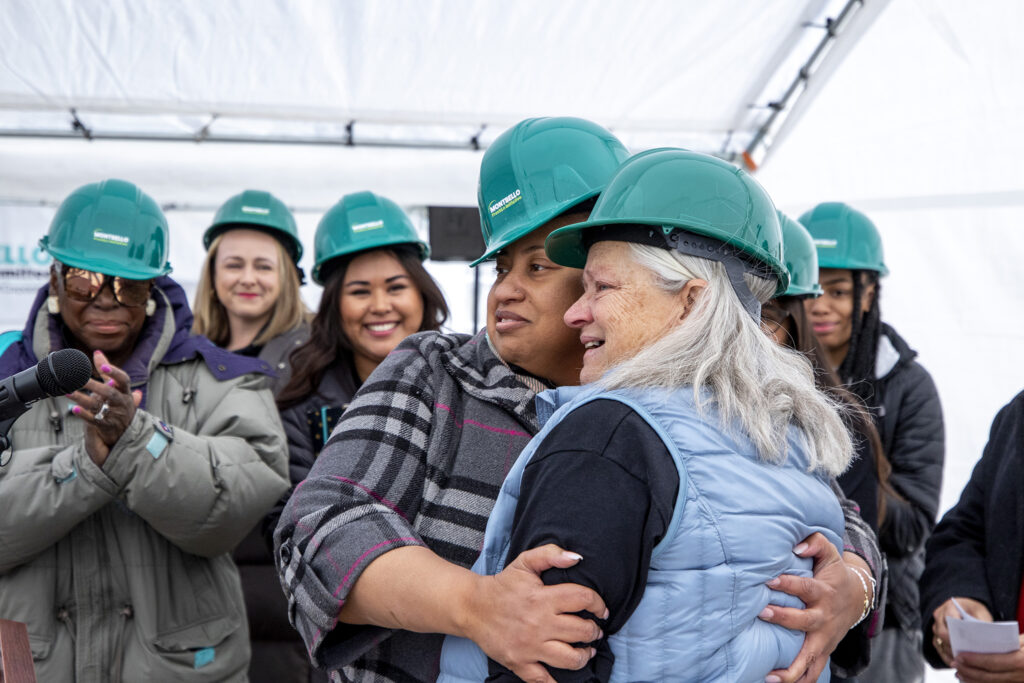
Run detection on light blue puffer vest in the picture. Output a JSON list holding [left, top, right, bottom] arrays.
[[439, 385, 845, 683]]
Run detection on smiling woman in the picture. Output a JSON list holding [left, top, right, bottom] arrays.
[[193, 190, 310, 391], [0, 179, 289, 682], [439, 148, 860, 683], [271, 191, 448, 541], [801, 202, 945, 683], [191, 190, 318, 683], [339, 249, 426, 383], [274, 120, 884, 683]]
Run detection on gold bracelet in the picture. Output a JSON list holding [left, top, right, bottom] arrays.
[[849, 564, 877, 609], [849, 565, 871, 626]]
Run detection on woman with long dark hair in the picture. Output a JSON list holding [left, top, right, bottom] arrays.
[[802, 202, 944, 683], [763, 212, 894, 533], [275, 190, 448, 492], [761, 212, 902, 679]]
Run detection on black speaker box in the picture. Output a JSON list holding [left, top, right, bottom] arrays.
[[427, 206, 485, 262]]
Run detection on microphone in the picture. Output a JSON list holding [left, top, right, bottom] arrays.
[[0, 349, 94, 421]]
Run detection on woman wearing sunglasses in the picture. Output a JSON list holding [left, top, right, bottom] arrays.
[[0, 179, 290, 682]]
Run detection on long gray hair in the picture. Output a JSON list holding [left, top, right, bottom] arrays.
[[599, 243, 851, 476]]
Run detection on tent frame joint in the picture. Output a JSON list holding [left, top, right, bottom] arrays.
[[194, 114, 219, 142], [69, 109, 92, 141]]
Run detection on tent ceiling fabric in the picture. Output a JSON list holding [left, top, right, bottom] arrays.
[[0, 0, 887, 206]]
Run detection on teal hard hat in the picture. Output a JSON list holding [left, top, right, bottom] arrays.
[[205, 190, 303, 264], [312, 191, 429, 285], [40, 179, 172, 280], [473, 116, 629, 266], [546, 148, 787, 316], [778, 211, 823, 297], [798, 202, 889, 276]]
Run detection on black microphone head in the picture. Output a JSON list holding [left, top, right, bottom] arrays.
[[37, 349, 94, 395]]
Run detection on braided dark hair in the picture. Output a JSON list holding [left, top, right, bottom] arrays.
[[837, 271, 882, 407]]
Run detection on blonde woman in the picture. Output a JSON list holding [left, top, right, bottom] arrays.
[[193, 189, 309, 392], [193, 189, 317, 683]]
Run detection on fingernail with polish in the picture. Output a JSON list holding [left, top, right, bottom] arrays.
[[71, 405, 81, 415], [101, 364, 112, 373], [563, 551, 583, 562], [793, 542, 808, 555], [107, 379, 116, 386], [93, 350, 101, 355], [602, 608, 609, 619], [767, 577, 780, 588], [765, 676, 782, 683], [759, 607, 774, 620]]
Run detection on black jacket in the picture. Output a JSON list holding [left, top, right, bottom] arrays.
[[919, 390, 1024, 669], [275, 360, 360, 509], [262, 360, 361, 552], [231, 324, 325, 683], [868, 323, 945, 633], [837, 417, 879, 533]]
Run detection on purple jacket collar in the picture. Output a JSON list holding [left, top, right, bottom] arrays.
[[0, 278, 273, 386]]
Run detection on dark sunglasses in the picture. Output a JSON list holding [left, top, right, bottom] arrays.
[[60, 266, 153, 307]]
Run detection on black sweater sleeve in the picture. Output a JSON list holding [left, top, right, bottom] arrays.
[[486, 399, 680, 682]]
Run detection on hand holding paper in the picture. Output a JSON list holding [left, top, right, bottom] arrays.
[[931, 596, 997, 668], [945, 597, 1019, 658]]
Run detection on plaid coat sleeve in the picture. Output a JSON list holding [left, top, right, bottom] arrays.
[[830, 477, 889, 676], [273, 343, 437, 667]]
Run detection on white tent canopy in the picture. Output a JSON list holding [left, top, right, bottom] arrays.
[[757, 0, 1024, 540], [0, 0, 885, 208]]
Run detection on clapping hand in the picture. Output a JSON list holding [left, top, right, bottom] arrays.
[[68, 350, 142, 466]]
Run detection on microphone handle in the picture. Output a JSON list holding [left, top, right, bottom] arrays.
[[0, 365, 46, 421]]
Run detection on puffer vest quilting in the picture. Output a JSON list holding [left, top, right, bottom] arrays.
[[439, 385, 844, 683]]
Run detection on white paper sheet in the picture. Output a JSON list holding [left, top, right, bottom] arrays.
[[945, 598, 1020, 657]]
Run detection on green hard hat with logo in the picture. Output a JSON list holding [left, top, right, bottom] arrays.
[[312, 191, 429, 285], [204, 189, 303, 264], [799, 202, 889, 276], [546, 148, 788, 315], [40, 178, 172, 280], [778, 211, 823, 298], [473, 116, 630, 266]]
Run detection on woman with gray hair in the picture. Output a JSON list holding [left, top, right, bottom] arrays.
[[440, 148, 864, 682]]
